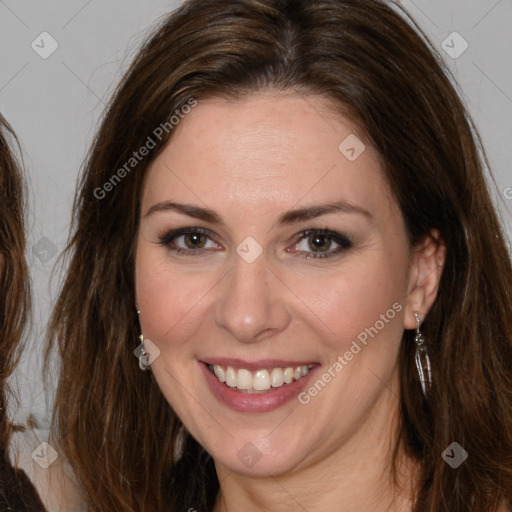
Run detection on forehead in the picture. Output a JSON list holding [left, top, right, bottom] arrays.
[[141, 92, 395, 221]]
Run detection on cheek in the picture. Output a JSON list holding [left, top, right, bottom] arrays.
[[135, 248, 215, 349], [289, 247, 408, 356]]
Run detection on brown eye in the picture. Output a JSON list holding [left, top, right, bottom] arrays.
[[184, 232, 208, 249], [307, 233, 332, 252], [158, 227, 221, 255], [290, 229, 353, 259]]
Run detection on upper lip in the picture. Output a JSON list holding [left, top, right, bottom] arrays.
[[201, 358, 317, 370]]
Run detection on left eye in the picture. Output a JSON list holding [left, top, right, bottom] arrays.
[[289, 229, 352, 258]]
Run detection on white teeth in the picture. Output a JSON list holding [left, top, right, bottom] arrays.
[[253, 370, 270, 390], [283, 367, 294, 384], [210, 364, 312, 391], [213, 365, 225, 382], [225, 367, 237, 387], [270, 368, 284, 387], [237, 369, 252, 390]]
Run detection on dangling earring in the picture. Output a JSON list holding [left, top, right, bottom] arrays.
[[414, 311, 432, 397], [136, 309, 149, 371]]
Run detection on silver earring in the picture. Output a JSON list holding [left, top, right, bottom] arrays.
[[138, 333, 150, 370], [414, 312, 431, 397], [136, 309, 149, 371]]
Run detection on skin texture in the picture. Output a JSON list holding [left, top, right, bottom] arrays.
[[135, 92, 445, 512]]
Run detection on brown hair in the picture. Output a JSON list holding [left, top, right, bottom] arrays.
[[47, 0, 512, 510], [0, 116, 48, 510], [0, 114, 30, 454]]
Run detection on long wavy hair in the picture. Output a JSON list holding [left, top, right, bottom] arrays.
[[0, 116, 47, 510], [46, 0, 512, 510], [0, 114, 30, 454]]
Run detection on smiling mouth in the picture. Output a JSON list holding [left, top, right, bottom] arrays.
[[206, 364, 315, 394]]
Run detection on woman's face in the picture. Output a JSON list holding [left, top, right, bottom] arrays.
[[135, 92, 420, 476]]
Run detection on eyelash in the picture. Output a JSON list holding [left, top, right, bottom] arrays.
[[158, 227, 353, 259]]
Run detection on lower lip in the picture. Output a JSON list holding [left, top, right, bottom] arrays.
[[199, 362, 319, 413]]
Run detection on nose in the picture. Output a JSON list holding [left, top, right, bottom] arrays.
[[214, 252, 291, 343]]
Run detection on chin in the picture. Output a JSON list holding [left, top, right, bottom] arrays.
[[205, 428, 312, 477]]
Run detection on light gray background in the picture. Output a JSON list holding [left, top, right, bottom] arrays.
[[0, 0, 511, 429]]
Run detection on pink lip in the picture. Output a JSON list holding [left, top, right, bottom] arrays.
[[202, 357, 316, 371], [199, 361, 320, 413]]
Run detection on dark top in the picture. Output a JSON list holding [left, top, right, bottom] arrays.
[[0, 453, 46, 512]]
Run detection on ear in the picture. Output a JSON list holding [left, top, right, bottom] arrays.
[[403, 229, 446, 329]]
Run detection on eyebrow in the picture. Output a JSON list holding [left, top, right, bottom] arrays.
[[144, 200, 372, 226]]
